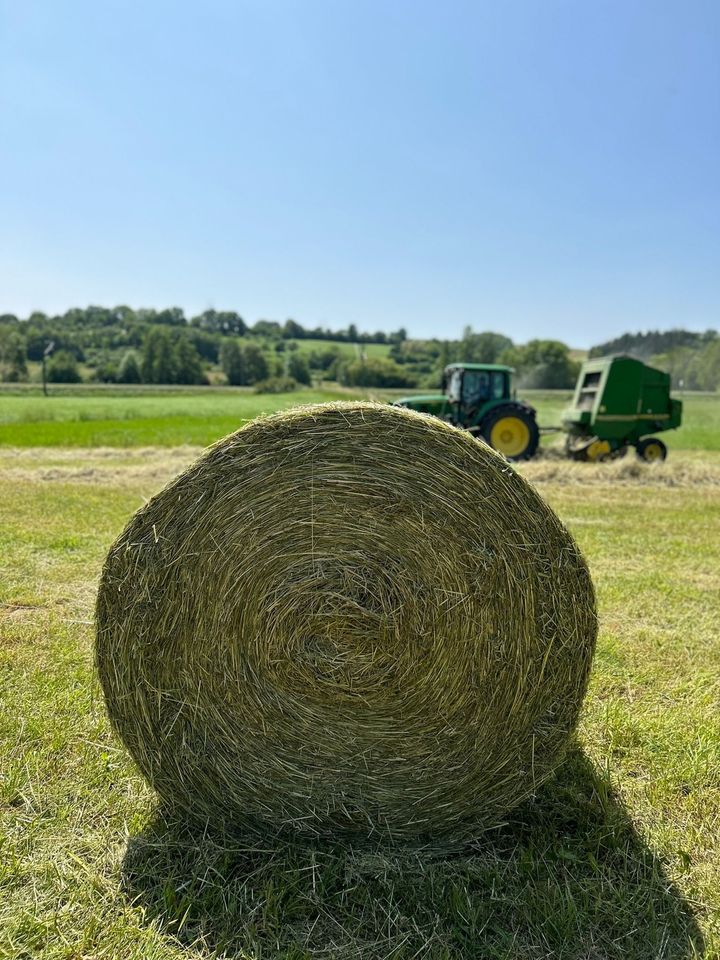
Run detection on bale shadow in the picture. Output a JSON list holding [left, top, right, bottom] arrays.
[[121, 750, 704, 959]]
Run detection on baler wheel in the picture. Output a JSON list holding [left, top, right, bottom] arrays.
[[636, 437, 667, 462]]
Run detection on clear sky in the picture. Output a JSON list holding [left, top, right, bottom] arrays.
[[1, 0, 718, 346]]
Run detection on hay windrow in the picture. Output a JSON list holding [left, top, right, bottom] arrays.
[[95, 402, 597, 848], [520, 457, 720, 487]]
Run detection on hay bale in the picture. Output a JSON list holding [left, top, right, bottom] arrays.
[[96, 402, 596, 847]]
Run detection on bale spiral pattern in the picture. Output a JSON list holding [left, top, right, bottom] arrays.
[[96, 403, 596, 846]]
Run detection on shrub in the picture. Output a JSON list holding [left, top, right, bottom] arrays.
[[254, 376, 298, 394], [47, 350, 82, 383], [338, 357, 417, 388], [117, 351, 142, 384], [287, 353, 312, 385]]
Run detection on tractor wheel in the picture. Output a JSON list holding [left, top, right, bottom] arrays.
[[636, 437, 667, 462], [481, 405, 539, 461]]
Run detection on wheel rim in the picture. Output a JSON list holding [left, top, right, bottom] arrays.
[[490, 416, 531, 458], [644, 442, 663, 462], [586, 440, 611, 462]]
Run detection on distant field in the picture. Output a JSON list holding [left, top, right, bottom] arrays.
[[1, 384, 717, 451], [0, 386, 367, 447], [287, 337, 392, 360]]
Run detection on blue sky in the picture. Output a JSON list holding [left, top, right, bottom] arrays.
[[1, 0, 718, 346]]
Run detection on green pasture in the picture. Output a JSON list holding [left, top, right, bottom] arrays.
[[0, 387, 364, 447], [1, 446, 718, 958], [1, 385, 718, 450], [286, 337, 392, 360]]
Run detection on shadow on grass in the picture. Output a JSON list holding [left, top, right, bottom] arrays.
[[121, 750, 704, 959]]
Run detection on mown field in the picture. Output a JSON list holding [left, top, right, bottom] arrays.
[[1, 388, 719, 958]]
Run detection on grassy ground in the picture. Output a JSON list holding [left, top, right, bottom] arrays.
[[1, 385, 718, 451], [1, 436, 718, 959], [0, 387, 366, 447]]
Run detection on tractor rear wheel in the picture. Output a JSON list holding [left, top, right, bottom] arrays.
[[480, 405, 539, 461], [636, 437, 667, 462]]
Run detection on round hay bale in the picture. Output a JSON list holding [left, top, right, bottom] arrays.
[[96, 402, 596, 847]]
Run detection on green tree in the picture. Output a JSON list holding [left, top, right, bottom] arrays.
[[173, 337, 204, 384], [696, 339, 720, 390], [656, 339, 720, 391], [460, 329, 513, 363], [117, 350, 141, 384], [220, 339, 247, 386], [252, 319, 282, 338], [501, 340, 578, 389], [154, 307, 186, 326], [244, 342, 270, 383], [47, 350, 82, 383], [338, 357, 417, 388], [287, 352, 311, 385], [589, 328, 709, 360], [217, 311, 246, 336], [0, 327, 28, 382], [191, 310, 246, 336], [189, 329, 221, 362], [111, 305, 137, 325], [283, 318, 305, 339], [141, 330, 159, 383], [93, 357, 118, 382], [142, 329, 177, 384], [307, 345, 343, 377]]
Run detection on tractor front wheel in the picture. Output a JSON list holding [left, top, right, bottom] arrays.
[[481, 406, 539, 461], [636, 437, 667, 462]]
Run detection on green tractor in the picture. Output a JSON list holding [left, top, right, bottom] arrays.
[[394, 355, 682, 463], [561, 355, 682, 461], [394, 363, 540, 460]]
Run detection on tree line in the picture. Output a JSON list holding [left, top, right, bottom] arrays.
[[589, 328, 720, 391], [0, 306, 581, 390], [0, 306, 408, 388], [1, 304, 715, 390], [0, 305, 406, 361]]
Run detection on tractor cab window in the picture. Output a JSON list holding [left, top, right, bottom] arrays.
[[491, 371, 506, 399], [447, 369, 463, 404], [462, 371, 490, 407]]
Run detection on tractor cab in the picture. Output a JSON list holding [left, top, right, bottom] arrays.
[[394, 363, 540, 460], [444, 364, 510, 412]]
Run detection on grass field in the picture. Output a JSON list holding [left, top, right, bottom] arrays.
[[1, 385, 719, 451], [1, 390, 719, 958], [0, 387, 367, 447]]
